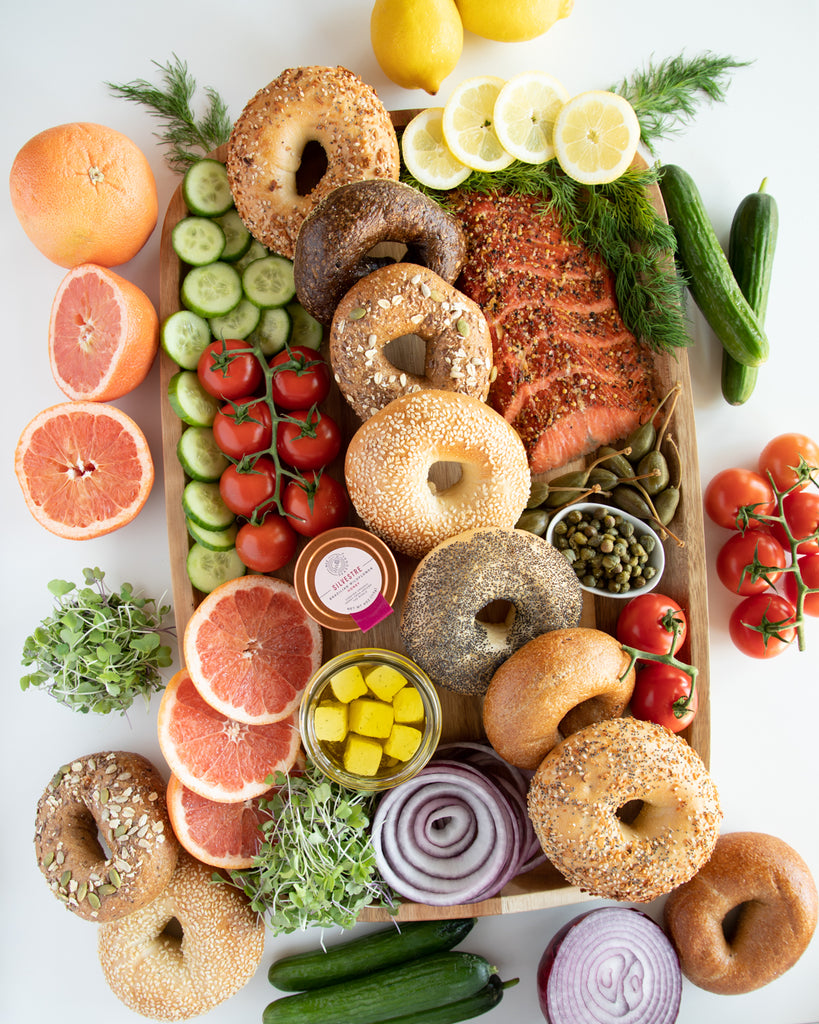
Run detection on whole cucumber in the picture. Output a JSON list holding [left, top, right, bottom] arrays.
[[374, 974, 519, 1024], [262, 951, 494, 1024], [267, 917, 477, 992], [659, 164, 770, 367], [721, 178, 778, 404]]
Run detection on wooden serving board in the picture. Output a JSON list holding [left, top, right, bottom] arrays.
[[158, 116, 710, 922]]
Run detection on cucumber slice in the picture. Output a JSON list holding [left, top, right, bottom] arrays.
[[161, 310, 211, 370], [167, 370, 221, 427], [172, 216, 226, 266], [186, 517, 239, 552], [242, 255, 296, 309], [177, 426, 230, 482], [287, 301, 324, 350], [186, 542, 246, 593], [216, 209, 252, 262], [209, 298, 262, 340], [235, 239, 270, 272], [181, 262, 243, 318], [182, 480, 236, 530], [250, 306, 292, 356], [182, 158, 234, 217]]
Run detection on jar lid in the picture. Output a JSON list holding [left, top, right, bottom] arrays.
[[293, 527, 400, 632]]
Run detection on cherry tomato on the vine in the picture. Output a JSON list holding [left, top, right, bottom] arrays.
[[758, 432, 819, 492], [277, 408, 342, 470], [282, 471, 348, 537], [715, 530, 787, 595], [269, 346, 331, 410], [212, 398, 273, 460], [771, 490, 819, 555], [728, 592, 797, 659], [704, 468, 775, 530], [235, 514, 298, 573], [783, 554, 819, 617], [615, 593, 688, 655], [198, 338, 263, 400], [219, 457, 278, 518], [629, 662, 698, 733]]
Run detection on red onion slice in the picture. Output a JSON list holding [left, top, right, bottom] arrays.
[[537, 908, 682, 1024]]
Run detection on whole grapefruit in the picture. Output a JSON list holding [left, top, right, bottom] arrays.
[[9, 122, 158, 268]]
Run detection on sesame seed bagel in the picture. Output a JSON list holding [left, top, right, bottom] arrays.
[[664, 831, 818, 994], [401, 528, 583, 696], [226, 66, 399, 258], [527, 717, 722, 903], [295, 179, 467, 324], [34, 750, 178, 923], [98, 851, 265, 1020], [330, 263, 493, 421], [483, 627, 636, 769], [344, 390, 531, 559]]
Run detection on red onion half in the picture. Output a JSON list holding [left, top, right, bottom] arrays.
[[371, 745, 544, 906], [537, 908, 682, 1024]]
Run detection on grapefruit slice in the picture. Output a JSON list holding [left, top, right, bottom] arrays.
[[184, 576, 322, 725], [14, 401, 154, 539], [49, 263, 159, 401], [157, 668, 301, 803], [166, 772, 275, 869]]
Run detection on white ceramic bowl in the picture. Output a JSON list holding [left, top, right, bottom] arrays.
[[545, 501, 666, 599]]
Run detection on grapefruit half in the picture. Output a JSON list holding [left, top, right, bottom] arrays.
[[14, 401, 154, 539], [48, 263, 159, 402], [157, 668, 301, 803], [166, 773, 275, 869], [183, 576, 322, 725]]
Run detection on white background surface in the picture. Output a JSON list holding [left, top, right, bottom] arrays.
[[2, 2, 818, 1022]]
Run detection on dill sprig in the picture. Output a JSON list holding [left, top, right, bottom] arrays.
[[610, 51, 752, 156], [401, 159, 690, 354], [107, 55, 232, 172]]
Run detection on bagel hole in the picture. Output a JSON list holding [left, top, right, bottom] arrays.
[[428, 460, 463, 493], [475, 599, 514, 626], [383, 333, 426, 375], [721, 902, 751, 945], [615, 799, 644, 825], [161, 916, 185, 943], [294, 140, 328, 196]]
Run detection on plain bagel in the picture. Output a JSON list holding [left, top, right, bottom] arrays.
[[226, 66, 399, 258], [483, 627, 636, 770], [294, 178, 467, 324], [527, 717, 722, 903], [344, 390, 531, 559], [401, 528, 583, 696], [664, 831, 818, 995], [330, 263, 493, 421]]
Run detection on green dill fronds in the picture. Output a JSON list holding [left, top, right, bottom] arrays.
[[107, 54, 232, 172], [610, 51, 752, 155]]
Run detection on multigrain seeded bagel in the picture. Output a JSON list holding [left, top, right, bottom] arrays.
[[344, 390, 531, 559], [527, 718, 722, 903], [483, 628, 637, 769], [294, 179, 467, 324], [664, 831, 818, 994], [226, 66, 399, 258], [330, 263, 493, 421], [98, 852, 265, 1020], [34, 750, 178, 923], [401, 528, 583, 696]]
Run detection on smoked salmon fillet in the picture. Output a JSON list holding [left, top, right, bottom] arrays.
[[451, 189, 658, 474]]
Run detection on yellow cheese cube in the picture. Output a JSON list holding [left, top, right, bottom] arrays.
[[392, 684, 424, 724], [313, 701, 347, 743], [343, 734, 383, 776], [349, 698, 394, 739], [329, 665, 368, 703], [364, 664, 407, 701], [384, 724, 423, 762]]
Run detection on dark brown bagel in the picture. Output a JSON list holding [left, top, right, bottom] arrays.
[[294, 179, 467, 324]]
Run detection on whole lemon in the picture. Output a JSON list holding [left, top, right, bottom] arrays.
[[371, 0, 463, 95], [455, 0, 574, 42]]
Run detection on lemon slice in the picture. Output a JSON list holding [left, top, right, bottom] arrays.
[[401, 107, 472, 190], [553, 90, 641, 185], [493, 70, 570, 164], [441, 75, 515, 173]]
